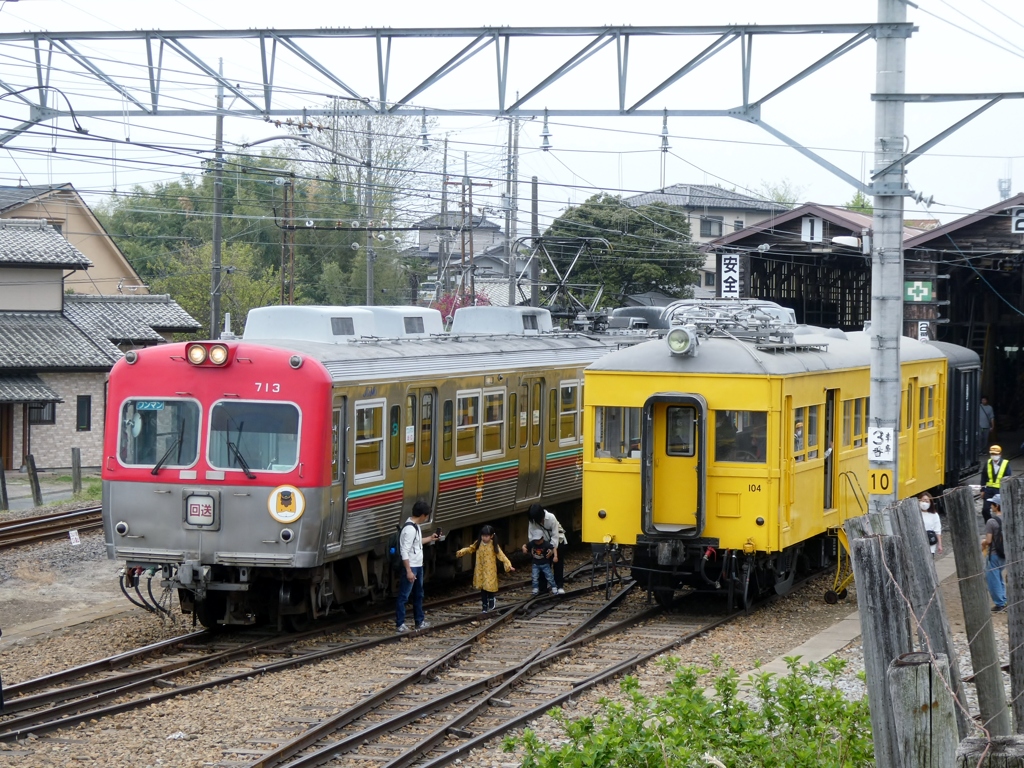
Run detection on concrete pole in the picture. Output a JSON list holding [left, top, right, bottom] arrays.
[[505, 119, 514, 307], [365, 117, 374, 305], [531, 176, 539, 308], [210, 59, 224, 339], [440, 138, 449, 294]]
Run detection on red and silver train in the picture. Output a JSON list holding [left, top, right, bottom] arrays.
[[102, 305, 640, 627]]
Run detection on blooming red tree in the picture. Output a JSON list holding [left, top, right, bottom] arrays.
[[434, 291, 492, 322]]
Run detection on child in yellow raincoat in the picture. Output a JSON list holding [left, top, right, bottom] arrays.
[[456, 525, 515, 612]]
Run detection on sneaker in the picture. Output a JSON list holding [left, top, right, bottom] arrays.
[[396, 623, 409, 634], [531, 589, 539, 596], [415, 621, 431, 630], [992, 605, 1007, 613], [551, 588, 559, 596], [556, 588, 566, 595]]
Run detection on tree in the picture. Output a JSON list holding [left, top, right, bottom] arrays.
[[845, 191, 873, 215], [148, 243, 280, 339], [756, 178, 804, 206], [541, 193, 701, 304]]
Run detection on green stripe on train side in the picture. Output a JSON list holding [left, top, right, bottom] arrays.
[[438, 460, 519, 482], [347, 481, 404, 500]]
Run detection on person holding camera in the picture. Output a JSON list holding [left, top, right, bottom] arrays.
[[395, 501, 441, 634]]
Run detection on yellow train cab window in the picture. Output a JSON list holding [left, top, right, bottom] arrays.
[[842, 401, 852, 447], [354, 399, 385, 481], [854, 398, 867, 446], [716, 410, 766, 463], [595, 406, 642, 459], [456, 391, 480, 463], [666, 405, 695, 457], [483, 389, 505, 456], [918, 386, 935, 429], [792, 405, 820, 462]]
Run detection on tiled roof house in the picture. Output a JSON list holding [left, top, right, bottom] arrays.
[[0, 218, 198, 472]]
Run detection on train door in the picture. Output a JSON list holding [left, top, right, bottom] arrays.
[[327, 396, 346, 552], [517, 377, 544, 501], [640, 394, 707, 536], [823, 389, 837, 511], [402, 388, 437, 513]]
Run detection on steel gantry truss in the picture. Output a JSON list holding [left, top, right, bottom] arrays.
[[0, 24, 911, 163]]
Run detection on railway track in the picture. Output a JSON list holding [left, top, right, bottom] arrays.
[[0, 506, 102, 549]]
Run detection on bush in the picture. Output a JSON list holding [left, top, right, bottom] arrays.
[[503, 656, 873, 768]]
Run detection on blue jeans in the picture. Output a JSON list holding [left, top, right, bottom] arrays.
[[532, 560, 555, 593], [986, 552, 1006, 608], [396, 566, 425, 627]]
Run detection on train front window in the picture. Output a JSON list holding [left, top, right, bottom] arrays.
[[666, 406, 696, 457], [209, 401, 300, 473], [594, 406, 642, 459], [715, 410, 766, 463], [118, 399, 200, 468]]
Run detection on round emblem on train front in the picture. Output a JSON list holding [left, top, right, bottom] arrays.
[[268, 485, 305, 524]]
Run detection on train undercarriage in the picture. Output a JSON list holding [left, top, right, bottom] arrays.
[[630, 532, 840, 610]]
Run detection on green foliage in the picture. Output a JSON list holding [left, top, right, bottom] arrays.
[[541, 193, 700, 303], [503, 656, 873, 768], [756, 178, 804, 206], [846, 191, 873, 215]]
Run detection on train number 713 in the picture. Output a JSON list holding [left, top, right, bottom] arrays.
[[255, 383, 281, 393]]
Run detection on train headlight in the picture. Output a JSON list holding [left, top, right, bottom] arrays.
[[114, 521, 129, 536], [666, 325, 698, 356], [208, 344, 229, 365], [186, 344, 208, 365]]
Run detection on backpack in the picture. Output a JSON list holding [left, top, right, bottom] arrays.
[[387, 521, 417, 572], [992, 517, 1005, 559]]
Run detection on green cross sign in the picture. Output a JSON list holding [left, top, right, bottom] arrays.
[[904, 281, 932, 302]]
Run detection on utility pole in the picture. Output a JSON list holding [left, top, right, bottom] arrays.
[[210, 59, 224, 338], [446, 154, 492, 306], [504, 117, 519, 307], [287, 178, 295, 304], [365, 117, 374, 305], [279, 180, 288, 305], [868, 0, 907, 514], [439, 138, 449, 294], [531, 176, 539, 307]]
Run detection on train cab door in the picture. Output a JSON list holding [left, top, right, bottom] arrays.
[[328, 396, 347, 553], [641, 394, 707, 536], [517, 378, 544, 502], [402, 388, 437, 513]]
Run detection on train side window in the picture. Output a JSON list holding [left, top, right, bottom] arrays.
[[405, 395, 417, 468], [806, 405, 819, 458], [842, 401, 852, 447], [389, 404, 402, 470], [531, 382, 542, 445], [854, 398, 865, 446], [483, 389, 505, 457], [548, 389, 557, 443], [442, 399, 453, 460], [666, 406, 696, 457], [559, 382, 579, 443], [793, 407, 805, 461], [508, 393, 518, 450], [354, 399, 385, 482], [594, 406, 642, 459], [456, 391, 480, 463], [420, 393, 433, 465], [716, 410, 766, 463]]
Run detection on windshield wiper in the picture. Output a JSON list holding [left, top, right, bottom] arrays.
[[151, 419, 185, 476], [227, 439, 256, 479]]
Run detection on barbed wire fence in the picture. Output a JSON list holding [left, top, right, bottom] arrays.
[[847, 479, 1024, 766]]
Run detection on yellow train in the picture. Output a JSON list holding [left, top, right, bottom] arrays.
[[582, 300, 980, 607]]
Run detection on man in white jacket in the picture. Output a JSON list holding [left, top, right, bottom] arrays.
[[523, 503, 567, 594]]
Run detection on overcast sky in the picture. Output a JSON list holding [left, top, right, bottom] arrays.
[[0, 0, 1020, 231]]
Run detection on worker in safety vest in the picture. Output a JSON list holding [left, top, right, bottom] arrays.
[[982, 444, 1011, 523]]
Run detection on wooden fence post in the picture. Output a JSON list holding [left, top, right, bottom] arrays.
[[891, 497, 971, 739], [25, 453, 43, 508], [1001, 476, 1024, 732], [889, 652, 959, 767], [0, 456, 7, 511], [852, 534, 911, 768], [945, 485, 1010, 736], [957, 736, 1024, 766], [71, 447, 82, 496]]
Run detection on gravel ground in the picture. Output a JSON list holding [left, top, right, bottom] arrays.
[[0, 519, 1010, 767]]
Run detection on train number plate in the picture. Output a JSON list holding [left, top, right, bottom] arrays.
[[186, 494, 216, 526]]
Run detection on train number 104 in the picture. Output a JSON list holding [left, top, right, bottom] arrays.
[[255, 383, 281, 393]]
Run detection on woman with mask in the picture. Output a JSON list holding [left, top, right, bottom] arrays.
[[919, 492, 942, 556]]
